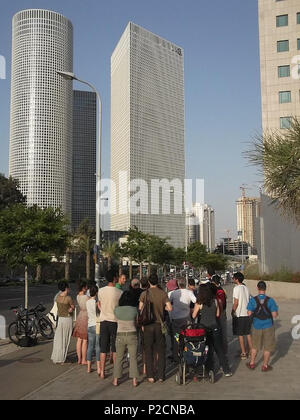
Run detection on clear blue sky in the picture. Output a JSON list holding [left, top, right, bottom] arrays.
[[0, 0, 262, 242]]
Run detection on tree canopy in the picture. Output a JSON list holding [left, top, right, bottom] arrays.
[[0, 174, 25, 210], [0, 204, 69, 269], [245, 117, 300, 224]]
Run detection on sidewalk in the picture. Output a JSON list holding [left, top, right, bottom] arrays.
[[11, 297, 299, 400]]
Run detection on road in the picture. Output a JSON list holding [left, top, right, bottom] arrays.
[[0, 285, 77, 337]]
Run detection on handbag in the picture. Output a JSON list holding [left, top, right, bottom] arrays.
[[138, 290, 155, 327]]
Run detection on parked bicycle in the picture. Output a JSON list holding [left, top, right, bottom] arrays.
[[8, 303, 54, 345]]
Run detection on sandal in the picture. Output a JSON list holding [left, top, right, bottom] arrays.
[[246, 362, 255, 370], [240, 353, 247, 360]]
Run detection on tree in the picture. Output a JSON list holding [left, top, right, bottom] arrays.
[[245, 117, 300, 224], [0, 204, 69, 307], [204, 253, 228, 272], [186, 242, 208, 270], [73, 218, 95, 281], [146, 235, 174, 277], [0, 174, 25, 210], [102, 241, 120, 271], [120, 227, 149, 279], [171, 247, 186, 268]]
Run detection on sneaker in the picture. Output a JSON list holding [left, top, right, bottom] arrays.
[[224, 371, 233, 377], [246, 362, 255, 370], [262, 365, 273, 372]]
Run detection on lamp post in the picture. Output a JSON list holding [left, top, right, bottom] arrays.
[[57, 71, 102, 285]]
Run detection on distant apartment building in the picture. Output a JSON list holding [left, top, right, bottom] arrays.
[[236, 196, 260, 253], [186, 204, 215, 252], [110, 22, 185, 248], [257, 0, 300, 272], [9, 9, 73, 216], [72, 90, 96, 231]]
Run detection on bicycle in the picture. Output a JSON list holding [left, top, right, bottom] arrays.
[[8, 303, 54, 345]]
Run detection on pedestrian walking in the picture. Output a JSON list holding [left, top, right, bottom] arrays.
[[168, 278, 196, 362], [51, 281, 75, 365], [210, 274, 228, 354], [98, 268, 122, 379], [192, 286, 232, 377], [246, 281, 279, 372], [72, 281, 89, 365], [113, 293, 139, 387], [139, 273, 172, 383], [86, 285, 101, 374], [231, 272, 252, 360]]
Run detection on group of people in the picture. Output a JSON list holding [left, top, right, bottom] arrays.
[[50, 268, 279, 386]]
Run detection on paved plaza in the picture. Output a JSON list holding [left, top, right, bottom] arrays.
[[0, 286, 299, 400]]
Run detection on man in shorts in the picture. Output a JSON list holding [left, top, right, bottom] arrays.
[[98, 268, 122, 378], [232, 272, 252, 359], [246, 281, 279, 372]]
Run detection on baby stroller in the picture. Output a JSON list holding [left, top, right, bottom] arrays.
[[175, 324, 214, 385]]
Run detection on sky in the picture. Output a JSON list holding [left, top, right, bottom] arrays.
[[0, 0, 262, 242]]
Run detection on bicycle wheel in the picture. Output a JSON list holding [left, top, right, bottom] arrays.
[[38, 317, 54, 339], [8, 321, 37, 344], [8, 322, 21, 345]]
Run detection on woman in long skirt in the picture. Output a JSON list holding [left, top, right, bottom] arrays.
[[72, 281, 89, 365], [51, 282, 75, 365]]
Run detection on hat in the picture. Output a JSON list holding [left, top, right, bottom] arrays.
[[167, 278, 178, 291]]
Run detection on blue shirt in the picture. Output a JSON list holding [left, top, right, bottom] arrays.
[[247, 294, 278, 330]]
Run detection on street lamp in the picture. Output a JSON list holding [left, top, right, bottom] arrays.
[[57, 70, 102, 285]]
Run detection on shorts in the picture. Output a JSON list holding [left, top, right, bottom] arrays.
[[232, 316, 252, 336], [252, 326, 276, 353], [99, 321, 117, 353]]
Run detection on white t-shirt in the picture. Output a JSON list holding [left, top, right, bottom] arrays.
[[233, 284, 250, 317], [86, 298, 97, 328], [168, 289, 197, 320], [98, 286, 122, 322]]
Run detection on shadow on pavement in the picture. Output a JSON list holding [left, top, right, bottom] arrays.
[[271, 331, 294, 366]]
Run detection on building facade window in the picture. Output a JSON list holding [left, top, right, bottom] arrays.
[[278, 65, 290, 77], [279, 91, 291, 103], [280, 116, 292, 129], [277, 40, 289, 52], [297, 13, 300, 24], [297, 39, 300, 50], [276, 15, 288, 27]]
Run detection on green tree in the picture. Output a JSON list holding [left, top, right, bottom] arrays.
[[245, 117, 300, 224], [186, 242, 208, 270], [0, 204, 69, 307], [102, 241, 120, 271], [73, 218, 95, 281], [0, 174, 25, 210], [204, 253, 228, 272], [120, 227, 149, 279], [146, 235, 174, 277], [171, 247, 186, 269]]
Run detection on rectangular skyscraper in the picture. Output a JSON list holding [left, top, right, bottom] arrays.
[[111, 22, 185, 248], [259, 0, 300, 130], [72, 90, 97, 231], [257, 0, 300, 273]]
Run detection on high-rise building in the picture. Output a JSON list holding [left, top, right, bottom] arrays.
[[236, 196, 260, 253], [9, 9, 73, 216], [185, 204, 215, 252], [257, 0, 300, 273], [110, 22, 185, 248], [259, 0, 300, 131], [72, 90, 97, 231]]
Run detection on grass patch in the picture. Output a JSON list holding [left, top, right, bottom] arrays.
[[245, 264, 300, 283]]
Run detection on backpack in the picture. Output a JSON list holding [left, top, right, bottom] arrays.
[[253, 296, 273, 324], [137, 290, 155, 327], [217, 287, 227, 311]]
